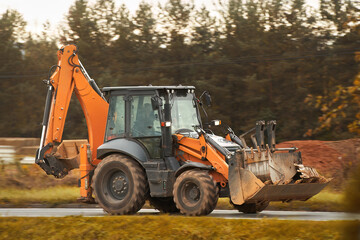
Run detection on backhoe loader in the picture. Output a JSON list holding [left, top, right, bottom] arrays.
[[36, 45, 329, 216]]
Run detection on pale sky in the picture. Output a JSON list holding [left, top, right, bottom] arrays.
[[0, 0, 320, 34]]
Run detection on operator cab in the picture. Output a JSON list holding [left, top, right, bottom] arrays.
[[101, 86, 201, 159]]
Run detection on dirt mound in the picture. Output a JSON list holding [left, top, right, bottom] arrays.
[[278, 138, 360, 189]]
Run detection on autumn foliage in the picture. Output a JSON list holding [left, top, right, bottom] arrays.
[[306, 50, 360, 136]]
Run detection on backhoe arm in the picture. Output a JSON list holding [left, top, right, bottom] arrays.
[[36, 45, 109, 178]]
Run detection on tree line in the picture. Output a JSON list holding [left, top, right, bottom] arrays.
[[0, 0, 359, 141]]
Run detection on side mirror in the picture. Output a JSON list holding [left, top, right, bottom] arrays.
[[204, 91, 212, 107], [151, 96, 163, 110]]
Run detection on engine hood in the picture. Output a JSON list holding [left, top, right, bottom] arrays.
[[207, 134, 240, 150]]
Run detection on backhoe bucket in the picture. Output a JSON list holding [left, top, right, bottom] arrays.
[[229, 149, 330, 205], [48, 139, 88, 171]]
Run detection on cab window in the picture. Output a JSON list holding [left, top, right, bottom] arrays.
[[105, 95, 125, 140], [130, 95, 161, 137]]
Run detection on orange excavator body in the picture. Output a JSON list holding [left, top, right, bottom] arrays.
[[174, 133, 228, 184]]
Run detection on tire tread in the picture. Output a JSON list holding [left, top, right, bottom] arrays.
[[92, 154, 149, 215], [173, 170, 218, 216]]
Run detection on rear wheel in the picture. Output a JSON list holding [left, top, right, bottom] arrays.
[[149, 197, 179, 213], [92, 154, 149, 215], [173, 170, 218, 216], [232, 201, 269, 214]]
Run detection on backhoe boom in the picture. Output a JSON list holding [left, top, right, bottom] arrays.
[[36, 45, 108, 180]]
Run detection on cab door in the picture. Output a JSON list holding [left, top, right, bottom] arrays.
[[129, 95, 162, 159]]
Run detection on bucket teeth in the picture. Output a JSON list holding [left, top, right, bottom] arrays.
[[294, 164, 320, 179]]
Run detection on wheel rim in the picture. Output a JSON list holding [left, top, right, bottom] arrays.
[[181, 181, 201, 207], [107, 170, 129, 200]]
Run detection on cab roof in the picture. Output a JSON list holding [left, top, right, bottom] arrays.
[[102, 85, 195, 92]]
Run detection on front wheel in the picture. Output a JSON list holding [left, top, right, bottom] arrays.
[[173, 170, 218, 216], [92, 154, 149, 215]]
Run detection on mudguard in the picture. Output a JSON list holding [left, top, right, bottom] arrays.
[[175, 162, 214, 177], [97, 138, 149, 163]]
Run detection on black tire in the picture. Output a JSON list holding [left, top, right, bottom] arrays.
[[173, 170, 218, 216], [232, 201, 269, 214], [92, 154, 149, 215], [149, 197, 180, 213]]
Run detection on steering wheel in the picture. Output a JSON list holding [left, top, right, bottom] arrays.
[[175, 128, 194, 134]]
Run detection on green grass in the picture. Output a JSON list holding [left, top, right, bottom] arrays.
[[0, 186, 345, 212], [0, 164, 352, 212], [268, 190, 344, 212], [0, 216, 358, 240], [216, 190, 344, 212], [0, 186, 79, 205]]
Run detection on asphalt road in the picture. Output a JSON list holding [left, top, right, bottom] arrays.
[[1, 208, 359, 221]]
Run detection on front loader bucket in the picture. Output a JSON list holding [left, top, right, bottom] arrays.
[[229, 149, 330, 205], [228, 164, 264, 205], [246, 182, 328, 202]]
